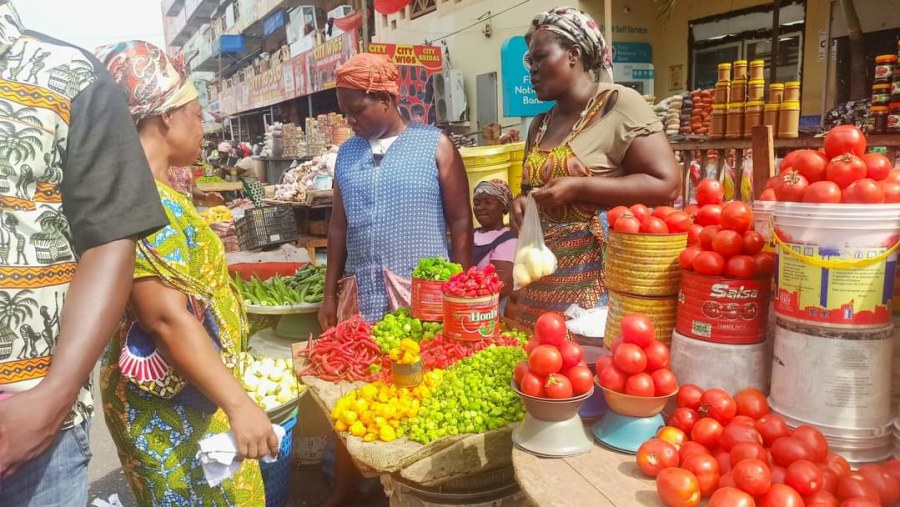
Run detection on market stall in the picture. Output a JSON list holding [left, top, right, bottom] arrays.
[[272, 260, 536, 504], [653, 53, 900, 207]]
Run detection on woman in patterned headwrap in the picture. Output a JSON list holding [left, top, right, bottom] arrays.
[[95, 41, 273, 506], [507, 7, 680, 336], [473, 179, 517, 304]]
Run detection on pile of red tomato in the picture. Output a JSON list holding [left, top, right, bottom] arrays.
[[638, 384, 900, 507], [608, 204, 693, 234], [677, 179, 774, 279], [513, 313, 593, 399], [595, 314, 678, 397], [442, 265, 503, 298], [762, 125, 900, 204]]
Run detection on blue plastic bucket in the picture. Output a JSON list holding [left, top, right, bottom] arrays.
[[261, 414, 297, 507]]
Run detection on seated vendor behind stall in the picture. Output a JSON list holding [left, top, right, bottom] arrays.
[[473, 179, 517, 311]]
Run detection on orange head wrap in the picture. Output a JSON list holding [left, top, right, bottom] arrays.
[[336, 53, 400, 96]]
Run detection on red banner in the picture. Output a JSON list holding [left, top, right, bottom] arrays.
[[309, 31, 358, 92], [367, 42, 443, 125]]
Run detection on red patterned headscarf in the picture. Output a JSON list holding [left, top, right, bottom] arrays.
[[95, 40, 199, 123]]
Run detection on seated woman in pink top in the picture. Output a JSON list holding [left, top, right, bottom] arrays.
[[473, 180, 517, 309]]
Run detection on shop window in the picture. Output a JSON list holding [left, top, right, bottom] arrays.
[[410, 0, 436, 20], [745, 34, 803, 83], [689, 1, 805, 90]]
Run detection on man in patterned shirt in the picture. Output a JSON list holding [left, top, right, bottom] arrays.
[[0, 2, 168, 505]]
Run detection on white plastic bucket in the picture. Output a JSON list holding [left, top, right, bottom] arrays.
[[769, 318, 894, 434], [893, 317, 900, 417], [780, 410, 892, 468], [669, 330, 771, 396], [772, 202, 900, 328]]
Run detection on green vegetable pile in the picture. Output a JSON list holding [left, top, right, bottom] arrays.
[[196, 176, 227, 184], [402, 346, 526, 444], [411, 257, 463, 281], [372, 308, 442, 353], [235, 264, 326, 306]]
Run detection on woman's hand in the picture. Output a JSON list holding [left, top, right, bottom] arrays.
[[202, 192, 225, 206], [510, 194, 528, 232], [531, 177, 581, 208], [226, 398, 279, 460], [318, 298, 338, 330]]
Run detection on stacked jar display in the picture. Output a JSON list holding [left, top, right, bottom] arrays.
[[777, 81, 801, 138], [870, 53, 898, 134], [710, 59, 779, 139], [710, 63, 731, 140]]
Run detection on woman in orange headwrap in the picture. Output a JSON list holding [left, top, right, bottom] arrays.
[[319, 53, 472, 326], [317, 52, 473, 506]]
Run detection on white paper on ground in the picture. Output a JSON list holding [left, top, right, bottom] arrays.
[[91, 494, 123, 507], [564, 304, 607, 339], [197, 424, 286, 487]]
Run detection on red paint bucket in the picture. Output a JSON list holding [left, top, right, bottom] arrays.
[[443, 294, 500, 342], [676, 271, 770, 344], [411, 278, 444, 321]]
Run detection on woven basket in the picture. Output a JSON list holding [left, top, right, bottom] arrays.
[[605, 231, 687, 297]]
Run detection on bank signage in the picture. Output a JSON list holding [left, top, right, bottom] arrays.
[[500, 36, 554, 118]]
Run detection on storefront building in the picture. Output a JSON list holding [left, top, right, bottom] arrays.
[[376, 0, 900, 126]]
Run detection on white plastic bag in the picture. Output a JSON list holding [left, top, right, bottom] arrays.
[[513, 194, 557, 290]]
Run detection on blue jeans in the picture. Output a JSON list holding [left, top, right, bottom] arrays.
[[0, 420, 91, 507]]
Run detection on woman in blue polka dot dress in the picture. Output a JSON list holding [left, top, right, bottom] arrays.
[[316, 52, 473, 507], [318, 53, 473, 330]]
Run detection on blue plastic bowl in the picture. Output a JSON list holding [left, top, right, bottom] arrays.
[[592, 412, 665, 454], [579, 383, 609, 420]]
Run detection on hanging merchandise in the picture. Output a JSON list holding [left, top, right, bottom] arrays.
[[333, 10, 363, 32]]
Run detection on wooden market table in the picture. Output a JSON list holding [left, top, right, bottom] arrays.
[[196, 181, 244, 193], [512, 438, 664, 507]]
